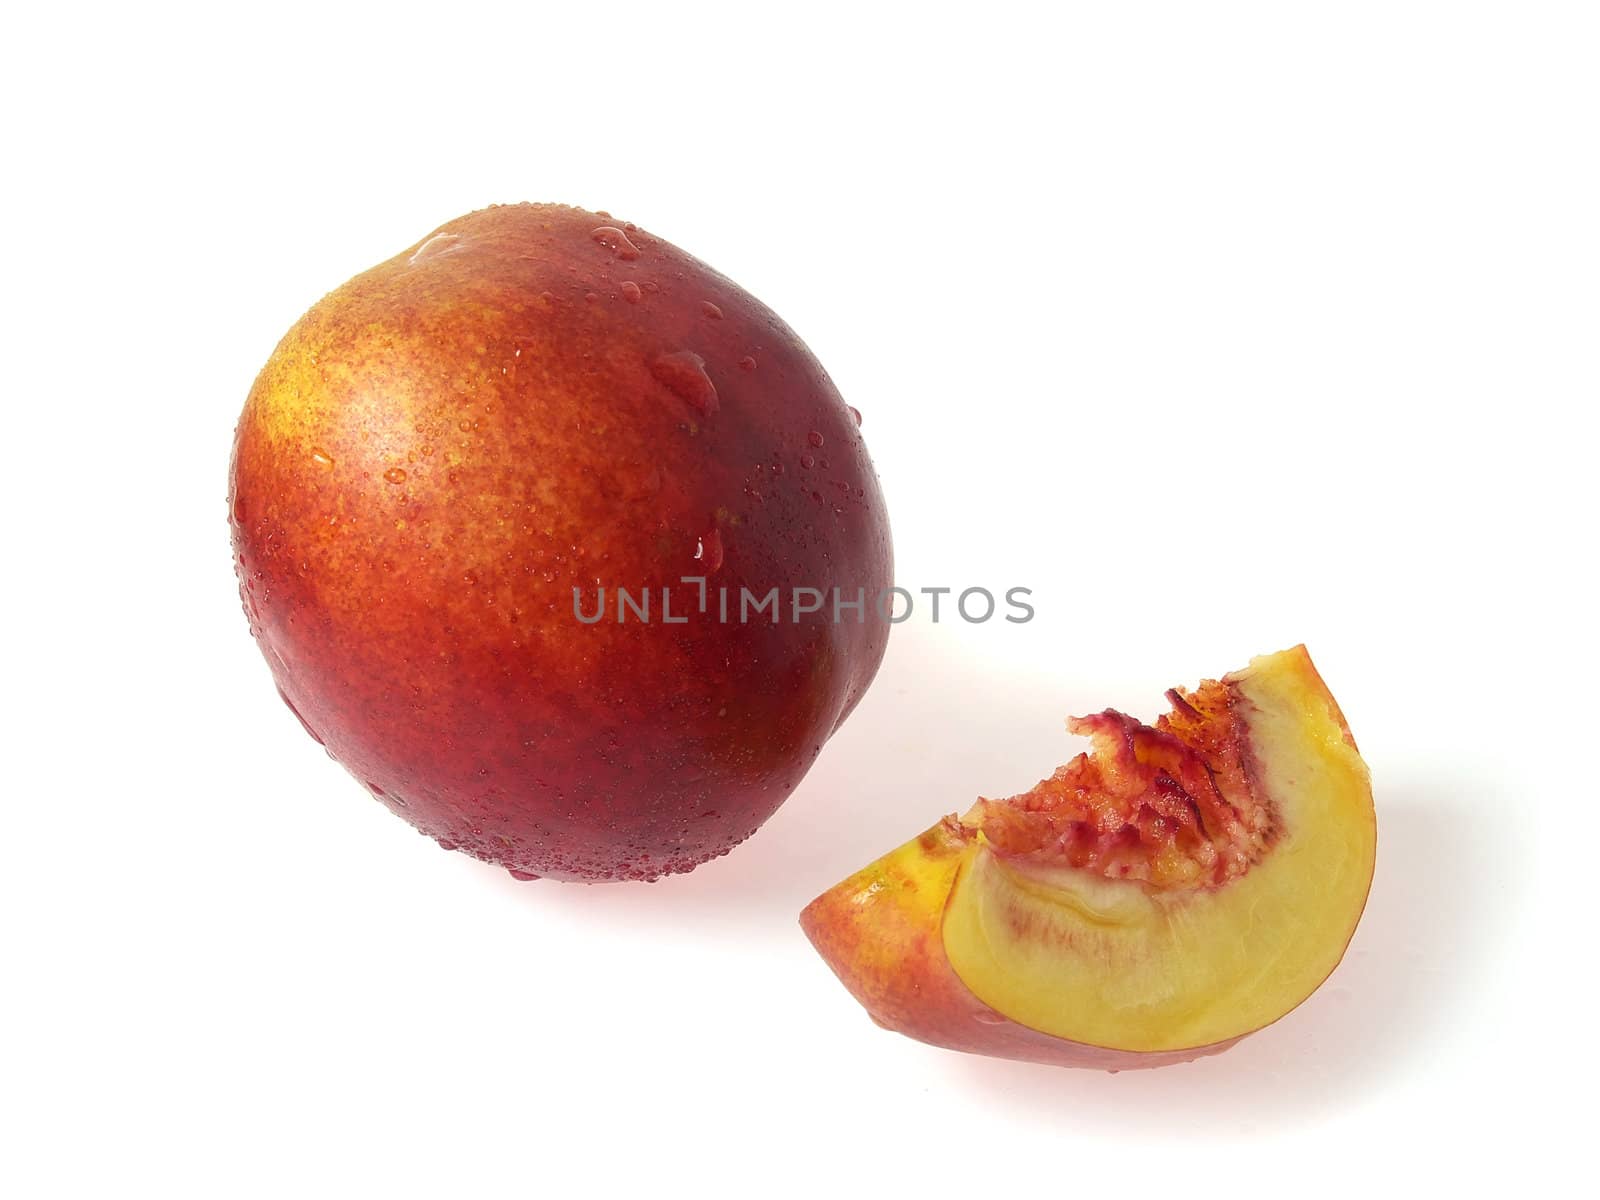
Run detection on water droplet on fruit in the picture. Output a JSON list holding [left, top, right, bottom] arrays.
[[310, 447, 335, 469], [695, 528, 725, 572], [807, 430, 825, 448], [701, 300, 723, 319], [508, 869, 541, 881], [591, 226, 641, 260], [799, 453, 816, 469], [737, 355, 757, 371], [650, 351, 719, 415], [972, 1009, 1006, 1025], [277, 689, 324, 745], [620, 280, 642, 303], [436, 839, 458, 852], [408, 233, 462, 264], [384, 467, 407, 484], [848, 406, 862, 425]]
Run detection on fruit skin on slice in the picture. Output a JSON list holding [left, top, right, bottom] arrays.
[[799, 646, 1376, 1069]]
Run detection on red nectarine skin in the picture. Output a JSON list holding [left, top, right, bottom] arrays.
[[230, 204, 891, 881]]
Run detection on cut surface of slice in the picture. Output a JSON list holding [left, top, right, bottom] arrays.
[[800, 646, 1377, 1068]]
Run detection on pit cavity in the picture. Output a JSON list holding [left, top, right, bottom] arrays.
[[967, 678, 1276, 890]]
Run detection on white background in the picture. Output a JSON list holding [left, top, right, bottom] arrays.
[[4, 2, 1595, 1195]]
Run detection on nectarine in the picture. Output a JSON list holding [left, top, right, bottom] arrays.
[[800, 647, 1376, 1068], [229, 204, 891, 881]]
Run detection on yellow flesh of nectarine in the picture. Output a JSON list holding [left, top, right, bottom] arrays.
[[800, 647, 1377, 1067]]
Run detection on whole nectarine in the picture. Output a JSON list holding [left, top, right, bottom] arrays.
[[801, 647, 1376, 1068], [229, 203, 892, 881]]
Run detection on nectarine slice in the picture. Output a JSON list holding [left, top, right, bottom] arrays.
[[800, 646, 1376, 1069]]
